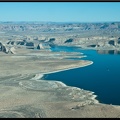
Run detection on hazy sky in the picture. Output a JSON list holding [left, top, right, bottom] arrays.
[[0, 2, 120, 22]]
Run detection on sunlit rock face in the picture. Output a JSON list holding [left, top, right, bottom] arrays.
[[0, 42, 16, 54], [37, 43, 44, 50], [1, 22, 120, 52], [0, 42, 9, 53]]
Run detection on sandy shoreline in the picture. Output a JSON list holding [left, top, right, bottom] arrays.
[[33, 61, 93, 80], [31, 60, 99, 104]]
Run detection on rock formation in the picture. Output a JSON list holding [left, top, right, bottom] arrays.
[[26, 42, 34, 47], [37, 43, 44, 50], [0, 42, 16, 54], [48, 38, 55, 42], [1, 21, 120, 52], [64, 38, 73, 43], [9, 47, 16, 54], [108, 40, 115, 46], [97, 50, 120, 55], [0, 42, 9, 53], [7, 40, 26, 46]]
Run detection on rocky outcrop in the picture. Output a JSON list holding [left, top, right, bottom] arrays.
[[37, 42, 51, 50], [81, 38, 120, 49], [1, 22, 120, 52], [47, 38, 56, 47], [7, 41, 16, 45], [97, 50, 120, 55], [108, 40, 115, 46], [64, 38, 73, 43], [0, 42, 9, 53], [7, 40, 26, 46], [48, 38, 55, 42], [26, 42, 34, 47], [17, 41, 26, 45], [117, 37, 120, 44], [0, 42, 16, 54], [87, 44, 100, 48], [37, 43, 44, 50], [7, 39, 51, 51], [9, 47, 16, 54]]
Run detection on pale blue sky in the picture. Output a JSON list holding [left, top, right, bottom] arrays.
[[0, 2, 120, 22]]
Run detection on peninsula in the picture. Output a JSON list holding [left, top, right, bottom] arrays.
[[0, 22, 120, 118]]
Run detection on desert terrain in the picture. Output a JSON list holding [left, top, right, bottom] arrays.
[[0, 22, 120, 118]]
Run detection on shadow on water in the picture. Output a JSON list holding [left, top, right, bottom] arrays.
[[44, 46, 120, 105]]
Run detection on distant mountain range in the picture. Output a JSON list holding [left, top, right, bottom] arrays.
[[0, 21, 120, 32]]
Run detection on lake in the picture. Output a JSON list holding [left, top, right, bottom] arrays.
[[43, 46, 120, 105]]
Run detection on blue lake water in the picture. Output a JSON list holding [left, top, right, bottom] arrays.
[[44, 46, 120, 105]]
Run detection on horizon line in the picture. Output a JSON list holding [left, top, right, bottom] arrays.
[[0, 21, 120, 23]]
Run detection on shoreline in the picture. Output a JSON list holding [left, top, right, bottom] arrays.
[[32, 60, 93, 80], [31, 60, 99, 104]]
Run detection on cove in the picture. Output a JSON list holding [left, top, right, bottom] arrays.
[[43, 46, 120, 105]]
